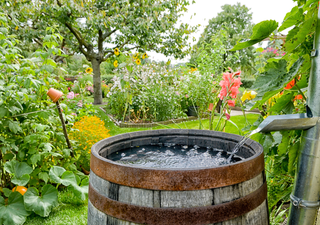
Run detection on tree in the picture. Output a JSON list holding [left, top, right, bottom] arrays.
[[190, 3, 255, 75], [4, 0, 196, 104]]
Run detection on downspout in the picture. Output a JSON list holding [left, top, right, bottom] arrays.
[[288, 8, 320, 225]]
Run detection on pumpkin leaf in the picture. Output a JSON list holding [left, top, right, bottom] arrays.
[[0, 192, 30, 225], [68, 176, 89, 201], [23, 185, 58, 217]]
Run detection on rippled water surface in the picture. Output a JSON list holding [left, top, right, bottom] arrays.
[[107, 143, 243, 168]]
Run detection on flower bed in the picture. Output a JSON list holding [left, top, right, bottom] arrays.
[[105, 62, 217, 123]]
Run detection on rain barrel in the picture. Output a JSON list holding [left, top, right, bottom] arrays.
[[88, 129, 269, 225]]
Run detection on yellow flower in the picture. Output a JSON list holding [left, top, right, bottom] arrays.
[[15, 26, 18, 30], [114, 48, 120, 56], [135, 59, 141, 65], [113, 60, 118, 67], [241, 90, 257, 102], [86, 67, 93, 73], [133, 53, 139, 59], [142, 53, 148, 59]]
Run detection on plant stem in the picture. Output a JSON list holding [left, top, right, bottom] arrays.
[[294, 82, 307, 101], [214, 101, 227, 131], [191, 98, 202, 129]]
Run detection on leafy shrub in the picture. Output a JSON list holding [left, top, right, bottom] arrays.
[[101, 74, 116, 84], [106, 62, 187, 122], [0, 16, 89, 224], [240, 78, 255, 89]]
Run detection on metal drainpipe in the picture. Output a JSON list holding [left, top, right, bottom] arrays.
[[288, 9, 320, 225]]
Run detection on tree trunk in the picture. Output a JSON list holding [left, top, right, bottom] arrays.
[[91, 58, 103, 105]]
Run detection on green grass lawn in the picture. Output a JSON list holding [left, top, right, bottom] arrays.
[[25, 107, 260, 225]]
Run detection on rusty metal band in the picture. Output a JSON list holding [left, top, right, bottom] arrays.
[[89, 181, 268, 225], [90, 152, 264, 191]]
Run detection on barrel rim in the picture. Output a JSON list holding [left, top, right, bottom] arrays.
[[92, 129, 262, 170], [90, 129, 264, 190]]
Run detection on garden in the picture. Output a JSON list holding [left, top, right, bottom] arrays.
[[0, 0, 318, 224]]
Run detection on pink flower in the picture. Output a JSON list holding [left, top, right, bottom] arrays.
[[225, 112, 230, 120], [67, 91, 75, 99], [230, 86, 240, 98], [77, 100, 83, 107], [175, 91, 180, 96], [218, 86, 228, 100], [68, 87, 70, 91], [71, 113, 77, 116], [233, 77, 242, 87], [276, 53, 279, 56], [185, 94, 189, 98], [282, 52, 286, 56], [227, 100, 235, 107], [87, 86, 94, 93], [218, 69, 242, 100]]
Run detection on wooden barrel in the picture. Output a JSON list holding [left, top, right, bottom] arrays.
[[88, 129, 269, 225]]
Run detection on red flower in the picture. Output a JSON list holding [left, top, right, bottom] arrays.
[[225, 112, 230, 120]]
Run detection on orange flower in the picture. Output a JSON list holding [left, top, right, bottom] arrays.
[[294, 94, 303, 101], [284, 79, 295, 89]]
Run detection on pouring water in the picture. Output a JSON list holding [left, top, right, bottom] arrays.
[[226, 128, 260, 164]]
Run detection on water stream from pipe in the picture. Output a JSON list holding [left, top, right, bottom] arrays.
[[226, 128, 260, 164]]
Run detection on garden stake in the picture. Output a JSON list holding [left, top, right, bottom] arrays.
[[287, 8, 320, 225], [47, 88, 74, 157], [55, 101, 73, 156]]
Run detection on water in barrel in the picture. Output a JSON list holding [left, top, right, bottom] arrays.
[[107, 143, 245, 168]]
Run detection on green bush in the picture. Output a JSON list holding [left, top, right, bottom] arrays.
[[241, 78, 255, 88], [101, 74, 116, 84]]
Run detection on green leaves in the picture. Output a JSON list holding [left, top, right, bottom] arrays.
[[4, 160, 33, 186], [24, 185, 58, 217], [285, 17, 314, 52], [230, 20, 278, 51], [269, 92, 294, 113], [68, 177, 89, 201], [49, 166, 70, 186], [279, 6, 304, 32], [49, 166, 88, 200], [8, 121, 22, 134], [0, 192, 30, 225], [251, 58, 304, 109], [289, 142, 300, 174]]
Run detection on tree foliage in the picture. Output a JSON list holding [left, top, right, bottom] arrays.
[[3, 0, 197, 104], [190, 3, 255, 75]]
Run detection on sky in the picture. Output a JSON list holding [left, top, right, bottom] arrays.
[[148, 0, 297, 64]]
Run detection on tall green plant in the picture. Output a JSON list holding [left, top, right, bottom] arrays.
[[0, 16, 88, 224], [231, 0, 318, 208]]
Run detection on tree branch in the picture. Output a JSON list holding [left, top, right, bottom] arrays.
[[98, 29, 103, 54], [79, 44, 89, 58], [56, 0, 62, 7], [102, 28, 117, 40], [64, 22, 90, 54], [102, 39, 132, 61], [33, 38, 43, 47], [56, 0, 90, 57], [122, 45, 140, 52]]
